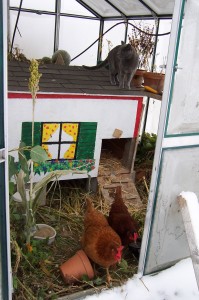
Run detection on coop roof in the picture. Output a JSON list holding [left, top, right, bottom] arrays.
[[8, 61, 162, 100]]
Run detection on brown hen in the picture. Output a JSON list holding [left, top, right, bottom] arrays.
[[81, 197, 123, 284], [108, 186, 139, 246]]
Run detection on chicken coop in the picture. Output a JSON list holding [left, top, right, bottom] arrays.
[[8, 65, 146, 183], [1, 0, 199, 299]]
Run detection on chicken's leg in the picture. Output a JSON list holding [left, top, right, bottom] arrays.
[[106, 267, 112, 285]]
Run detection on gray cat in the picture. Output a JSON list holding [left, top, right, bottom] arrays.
[[83, 44, 139, 89]]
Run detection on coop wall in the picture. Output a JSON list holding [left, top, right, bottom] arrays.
[[8, 93, 142, 181]]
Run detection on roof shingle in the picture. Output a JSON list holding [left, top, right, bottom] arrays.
[[8, 61, 162, 100]]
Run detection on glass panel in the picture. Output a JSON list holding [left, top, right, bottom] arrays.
[[167, 0, 199, 135], [108, 0, 150, 16], [144, 0, 175, 15], [61, 0, 94, 16], [154, 19, 171, 73], [145, 146, 199, 273], [102, 21, 126, 60], [10, 0, 175, 16], [127, 19, 156, 70], [10, 11, 55, 59], [10, 0, 55, 12], [59, 17, 99, 65], [82, 0, 121, 17]]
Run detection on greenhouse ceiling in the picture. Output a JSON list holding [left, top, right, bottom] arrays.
[[9, 0, 175, 20], [9, 0, 174, 64], [75, 0, 175, 19]]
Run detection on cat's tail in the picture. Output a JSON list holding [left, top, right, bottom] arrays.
[[82, 58, 108, 70]]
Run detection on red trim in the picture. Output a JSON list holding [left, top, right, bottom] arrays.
[[133, 98, 143, 138], [8, 92, 142, 101]]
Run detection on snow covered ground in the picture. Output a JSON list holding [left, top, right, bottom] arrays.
[[85, 258, 199, 300]]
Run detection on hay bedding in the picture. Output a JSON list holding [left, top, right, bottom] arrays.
[[11, 154, 149, 300]]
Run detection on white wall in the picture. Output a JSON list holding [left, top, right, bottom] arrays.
[[8, 95, 141, 180]]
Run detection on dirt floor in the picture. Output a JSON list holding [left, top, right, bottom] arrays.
[[10, 146, 152, 299]]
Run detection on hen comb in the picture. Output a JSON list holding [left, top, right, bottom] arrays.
[[133, 232, 139, 242]]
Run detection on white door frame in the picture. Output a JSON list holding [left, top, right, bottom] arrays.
[[138, 0, 199, 275], [0, 0, 12, 298]]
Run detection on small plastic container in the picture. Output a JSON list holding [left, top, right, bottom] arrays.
[[33, 224, 56, 245]]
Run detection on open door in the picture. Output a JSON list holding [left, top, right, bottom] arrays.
[[0, 1, 12, 299], [139, 0, 199, 275]]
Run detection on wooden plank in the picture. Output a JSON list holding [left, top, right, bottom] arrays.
[[178, 193, 199, 289], [103, 184, 121, 189], [126, 195, 138, 200], [111, 179, 130, 183]]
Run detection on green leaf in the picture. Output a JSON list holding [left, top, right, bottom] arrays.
[[9, 181, 15, 196], [18, 142, 29, 176], [16, 169, 27, 202], [119, 258, 128, 270], [30, 145, 49, 163], [8, 155, 18, 179], [93, 277, 104, 286], [81, 274, 90, 282], [13, 213, 21, 221], [13, 275, 18, 289]]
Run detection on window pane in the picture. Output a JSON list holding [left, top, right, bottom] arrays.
[[10, 11, 55, 59], [59, 17, 99, 65], [167, 0, 199, 135], [83, 0, 120, 17], [154, 19, 171, 73], [102, 21, 126, 60], [61, 0, 94, 16], [127, 19, 156, 70], [10, 0, 55, 12]]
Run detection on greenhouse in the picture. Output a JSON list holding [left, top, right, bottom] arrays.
[[1, 0, 199, 299]]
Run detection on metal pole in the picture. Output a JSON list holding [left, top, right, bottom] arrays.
[[10, 0, 23, 53], [124, 20, 128, 43], [142, 19, 160, 134], [97, 19, 104, 63], [151, 19, 160, 72], [54, 0, 61, 53]]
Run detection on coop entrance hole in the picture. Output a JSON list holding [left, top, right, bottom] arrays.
[[100, 137, 137, 171]]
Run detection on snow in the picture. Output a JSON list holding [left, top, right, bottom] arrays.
[[84, 258, 199, 300]]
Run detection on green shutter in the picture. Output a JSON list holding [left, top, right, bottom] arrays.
[[76, 122, 97, 159], [21, 122, 41, 159]]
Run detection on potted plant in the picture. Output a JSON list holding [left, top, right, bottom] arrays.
[[129, 22, 155, 87], [129, 21, 165, 93]]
